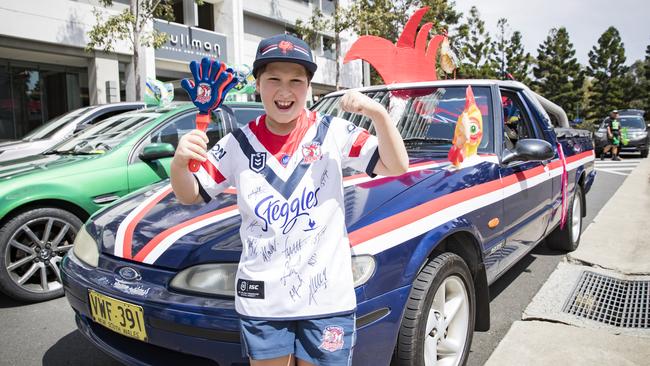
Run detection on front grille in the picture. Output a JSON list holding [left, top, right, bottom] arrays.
[[563, 271, 650, 328]]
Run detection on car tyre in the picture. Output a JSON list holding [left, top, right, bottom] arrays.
[[395, 252, 475, 366], [641, 149, 648, 158], [547, 185, 583, 251], [0, 208, 82, 302]]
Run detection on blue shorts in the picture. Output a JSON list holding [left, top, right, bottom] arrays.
[[240, 313, 356, 365]]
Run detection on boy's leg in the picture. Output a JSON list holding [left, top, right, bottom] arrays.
[[240, 318, 296, 363], [251, 355, 295, 366], [295, 313, 356, 366]]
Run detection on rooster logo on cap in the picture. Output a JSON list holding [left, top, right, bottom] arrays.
[[278, 41, 294, 54]]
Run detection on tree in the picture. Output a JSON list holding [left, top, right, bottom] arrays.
[[505, 31, 532, 84], [456, 6, 497, 79], [494, 18, 509, 77], [408, 0, 463, 36], [295, 1, 355, 89], [86, 0, 201, 101], [643, 45, 650, 113], [532, 27, 584, 121], [586, 26, 627, 121], [621, 60, 646, 109]]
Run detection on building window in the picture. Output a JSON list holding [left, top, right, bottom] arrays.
[[197, 2, 214, 31], [172, 0, 184, 24], [323, 36, 335, 60], [0, 60, 88, 140]]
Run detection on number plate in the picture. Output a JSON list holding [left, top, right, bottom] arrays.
[[88, 290, 148, 342]]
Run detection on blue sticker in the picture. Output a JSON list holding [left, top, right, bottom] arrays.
[[281, 154, 290, 166]]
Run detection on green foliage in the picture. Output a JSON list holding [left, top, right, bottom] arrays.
[[456, 6, 497, 79], [408, 0, 463, 36], [644, 44, 650, 114], [586, 26, 628, 121], [532, 27, 584, 121], [621, 60, 647, 109], [494, 18, 509, 77], [505, 31, 532, 84], [294, 8, 329, 50]]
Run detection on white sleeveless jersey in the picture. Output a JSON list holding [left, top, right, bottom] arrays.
[[193, 110, 379, 319]]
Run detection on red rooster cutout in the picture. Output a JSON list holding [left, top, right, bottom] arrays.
[[344, 7, 448, 85]]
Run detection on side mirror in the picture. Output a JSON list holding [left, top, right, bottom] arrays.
[[139, 143, 175, 161], [502, 139, 554, 165]]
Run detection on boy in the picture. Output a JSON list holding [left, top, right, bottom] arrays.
[[171, 34, 408, 366]]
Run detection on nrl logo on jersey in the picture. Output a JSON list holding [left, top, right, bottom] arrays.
[[250, 152, 266, 173], [301, 141, 322, 164]]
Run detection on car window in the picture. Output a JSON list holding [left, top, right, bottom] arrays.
[[619, 116, 645, 129], [22, 106, 95, 141], [501, 91, 537, 150], [313, 86, 494, 153], [231, 107, 265, 127], [52, 113, 158, 154], [146, 110, 229, 152]]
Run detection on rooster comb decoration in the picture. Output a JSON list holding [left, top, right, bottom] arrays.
[[344, 7, 456, 85]]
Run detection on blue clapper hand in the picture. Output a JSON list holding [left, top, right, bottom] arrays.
[[181, 57, 238, 172]]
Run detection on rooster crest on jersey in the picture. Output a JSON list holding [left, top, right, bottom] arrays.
[[302, 141, 322, 164], [320, 326, 344, 352], [195, 83, 212, 104]]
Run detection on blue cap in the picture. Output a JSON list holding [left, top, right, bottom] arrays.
[[253, 34, 317, 79]]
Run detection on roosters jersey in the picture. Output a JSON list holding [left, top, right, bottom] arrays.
[[193, 109, 379, 319]]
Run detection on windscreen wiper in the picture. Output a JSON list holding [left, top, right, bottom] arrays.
[[402, 137, 453, 144]]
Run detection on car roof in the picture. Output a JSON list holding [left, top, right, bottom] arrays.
[[323, 79, 528, 97]]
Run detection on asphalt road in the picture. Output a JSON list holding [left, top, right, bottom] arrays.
[[0, 155, 640, 366]]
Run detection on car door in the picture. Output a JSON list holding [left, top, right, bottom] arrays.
[[498, 89, 553, 274], [126, 109, 232, 192]]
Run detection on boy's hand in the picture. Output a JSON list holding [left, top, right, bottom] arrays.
[[173, 130, 209, 167], [340, 90, 384, 118]]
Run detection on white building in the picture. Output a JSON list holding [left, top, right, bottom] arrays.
[[0, 0, 363, 141]]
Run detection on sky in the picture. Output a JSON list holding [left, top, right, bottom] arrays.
[[452, 0, 650, 66]]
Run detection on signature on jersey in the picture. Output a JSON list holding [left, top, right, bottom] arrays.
[[254, 187, 320, 234]]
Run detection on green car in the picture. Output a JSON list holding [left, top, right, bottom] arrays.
[[0, 101, 264, 302]]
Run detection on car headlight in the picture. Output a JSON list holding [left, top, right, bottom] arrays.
[[351, 255, 376, 287], [170, 256, 377, 298], [170, 263, 237, 297], [72, 225, 99, 267]]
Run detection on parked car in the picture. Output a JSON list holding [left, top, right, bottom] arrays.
[[0, 102, 264, 302], [594, 110, 648, 158], [0, 102, 145, 162], [61, 80, 595, 366]]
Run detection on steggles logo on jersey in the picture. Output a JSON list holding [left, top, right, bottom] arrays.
[[195, 83, 212, 104], [250, 152, 267, 173], [301, 141, 322, 164], [254, 187, 320, 234]]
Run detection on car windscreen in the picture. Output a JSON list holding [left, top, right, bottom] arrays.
[[619, 116, 645, 129], [232, 107, 265, 127], [313, 86, 494, 152], [22, 106, 95, 141], [51, 112, 159, 154]]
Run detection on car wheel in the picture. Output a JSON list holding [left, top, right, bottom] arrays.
[[395, 252, 475, 366], [0, 208, 82, 302], [641, 149, 648, 158], [547, 185, 583, 251]]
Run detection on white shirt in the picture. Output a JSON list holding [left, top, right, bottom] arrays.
[[193, 110, 379, 319]]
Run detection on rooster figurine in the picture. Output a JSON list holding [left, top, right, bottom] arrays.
[[343, 7, 447, 84], [448, 86, 483, 167]]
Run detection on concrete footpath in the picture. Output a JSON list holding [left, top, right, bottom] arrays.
[[485, 157, 650, 366]]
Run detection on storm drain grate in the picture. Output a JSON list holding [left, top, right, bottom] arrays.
[[563, 271, 650, 328]]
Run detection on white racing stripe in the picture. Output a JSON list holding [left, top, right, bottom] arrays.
[[351, 153, 594, 256], [114, 186, 172, 257]]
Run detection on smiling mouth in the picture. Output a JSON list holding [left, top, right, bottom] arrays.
[[275, 101, 294, 110]]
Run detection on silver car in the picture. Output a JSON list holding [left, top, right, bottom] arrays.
[[0, 102, 145, 162]]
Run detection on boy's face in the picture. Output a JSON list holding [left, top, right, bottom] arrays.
[[256, 62, 309, 125]]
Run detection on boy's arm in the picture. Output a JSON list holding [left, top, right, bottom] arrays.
[[171, 129, 209, 205], [341, 91, 409, 176]]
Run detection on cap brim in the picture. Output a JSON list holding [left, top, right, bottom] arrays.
[[253, 57, 317, 78]]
